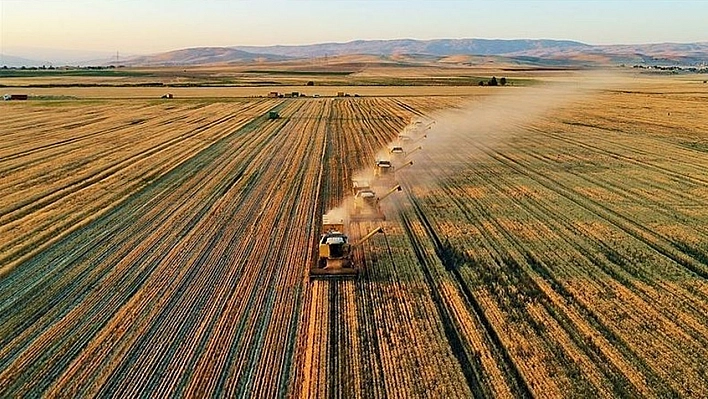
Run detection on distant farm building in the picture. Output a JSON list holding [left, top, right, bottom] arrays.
[[267, 91, 280, 98], [3, 94, 28, 101], [161, 93, 173, 99]]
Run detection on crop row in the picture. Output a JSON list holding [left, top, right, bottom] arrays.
[[388, 90, 708, 397], [0, 97, 462, 398], [294, 96, 473, 398], [0, 100, 279, 275], [3, 89, 705, 398]]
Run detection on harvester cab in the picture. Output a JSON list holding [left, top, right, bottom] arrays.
[[389, 146, 405, 159], [398, 134, 412, 144], [310, 214, 384, 279], [318, 232, 350, 268], [352, 179, 372, 195]]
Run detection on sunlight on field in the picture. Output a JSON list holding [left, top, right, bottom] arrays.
[[1, 71, 707, 397]]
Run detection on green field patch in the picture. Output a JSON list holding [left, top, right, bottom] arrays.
[[0, 69, 153, 78]]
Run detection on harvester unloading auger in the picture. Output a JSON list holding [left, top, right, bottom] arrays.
[[404, 146, 423, 159], [309, 215, 384, 279], [396, 160, 414, 173]]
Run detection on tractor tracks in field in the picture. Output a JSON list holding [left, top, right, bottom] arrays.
[[406, 117, 706, 395], [0, 101, 280, 274], [0, 100, 296, 397], [479, 143, 708, 280], [398, 178, 532, 399]]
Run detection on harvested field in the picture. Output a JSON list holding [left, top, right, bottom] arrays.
[[1, 78, 707, 398], [0, 85, 491, 99]]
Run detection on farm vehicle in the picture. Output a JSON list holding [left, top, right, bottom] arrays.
[[351, 184, 402, 221], [310, 214, 384, 279]]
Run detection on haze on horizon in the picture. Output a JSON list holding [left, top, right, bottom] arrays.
[[1, 0, 707, 60]]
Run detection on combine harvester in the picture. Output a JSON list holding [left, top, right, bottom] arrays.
[[309, 181, 402, 279], [373, 159, 393, 179], [310, 214, 384, 279], [373, 159, 413, 180], [398, 119, 434, 142], [351, 184, 402, 221]]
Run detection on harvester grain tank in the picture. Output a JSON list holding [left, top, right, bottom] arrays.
[[396, 160, 414, 173], [310, 214, 384, 279], [389, 146, 405, 158], [351, 188, 378, 220]]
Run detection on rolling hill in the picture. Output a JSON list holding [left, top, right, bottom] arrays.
[[120, 47, 289, 66], [120, 39, 708, 67], [233, 38, 590, 58]]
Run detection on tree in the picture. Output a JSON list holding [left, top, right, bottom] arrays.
[[478, 80, 484, 86], [500, 77, 507, 86], [306, 81, 314, 86], [488, 76, 498, 86]]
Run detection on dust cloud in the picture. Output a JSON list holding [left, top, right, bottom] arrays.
[[322, 202, 350, 227], [394, 71, 631, 189], [323, 71, 631, 225]]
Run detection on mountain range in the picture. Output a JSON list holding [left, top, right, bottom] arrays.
[[128, 39, 708, 67], [234, 38, 590, 58], [3, 39, 708, 67]]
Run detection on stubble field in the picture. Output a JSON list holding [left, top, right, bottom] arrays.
[[1, 74, 707, 398]]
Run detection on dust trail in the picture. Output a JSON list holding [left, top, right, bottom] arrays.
[[322, 202, 350, 228], [323, 71, 628, 223], [391, 71, 630, 198]]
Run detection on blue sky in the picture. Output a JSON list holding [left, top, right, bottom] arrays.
[[1, 0, 707, 55]]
